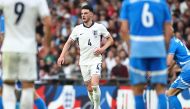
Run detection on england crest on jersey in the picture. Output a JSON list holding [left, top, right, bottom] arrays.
[[93, 30, 98, 38]]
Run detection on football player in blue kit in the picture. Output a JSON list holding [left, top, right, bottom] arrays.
[[166, 36, 190, 109], [120, 0, 173, 109]]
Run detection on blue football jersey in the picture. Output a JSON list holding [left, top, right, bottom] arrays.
[[120, 0, 171, 57], [168, 37, 190, 68], [0, 15, 5, 33]]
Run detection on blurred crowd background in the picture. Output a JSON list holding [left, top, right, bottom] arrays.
[[1, 0, 190, 85]]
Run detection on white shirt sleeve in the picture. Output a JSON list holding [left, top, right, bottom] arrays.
[[99, 24, 110, 38], [69, 27, 78, 41], [38, 0, 50, 18]]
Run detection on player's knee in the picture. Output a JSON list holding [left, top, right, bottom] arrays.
[[155, 84, 166, 94], [92, 85, 100, 92], [85, 80, 93, 92], [132, 84, 145, 95], [21, 81, 34, 89], [91, 74, 100, 86], [166, 90, 172, 96]]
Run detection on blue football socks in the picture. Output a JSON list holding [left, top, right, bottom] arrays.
[[135, 95, 145, 109], [158, 94, 168, 109], [168, 95, 182, 109]]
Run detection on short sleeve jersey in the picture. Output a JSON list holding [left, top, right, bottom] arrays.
[[70, 22, 110, 65], [168, 37, 190, 68], [0, 0, 50, 53], [120, 0, 171, 58]]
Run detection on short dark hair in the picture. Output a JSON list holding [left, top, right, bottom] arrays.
[[81, 5, 94, 13]]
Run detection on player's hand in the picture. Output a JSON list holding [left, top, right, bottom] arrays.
[[93, 48, 104, 56], [57, 57, 65, 67], [39, 46, 50, 58]]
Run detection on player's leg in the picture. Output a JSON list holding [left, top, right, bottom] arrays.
[[91, 64, 101, 109], [129, 58, 147, 109], [150, 58, 168, 109], [131, 84, 146, 109], [166, 88, 182, 109], [2, 52, 17, 109], [91, 75, 101, 109], [0, 79, 3, 109], [81, 65, 94, 104], [2, 80, 16, 109], [166, 62, 190, 109], [154, 84, 168, 109], [34, 91, 47, 109], [84, 80, 94, 104], [18, 53, 37, 109], [20, 81, 35, 109]]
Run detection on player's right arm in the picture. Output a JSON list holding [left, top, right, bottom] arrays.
[[57, 38, 74, 66], [57, 27, 77, 66], [167, 37, 177, 67]]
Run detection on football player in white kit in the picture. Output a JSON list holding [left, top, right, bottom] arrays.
[[57, 5, 113, 109], [0, 0, 51, 109]]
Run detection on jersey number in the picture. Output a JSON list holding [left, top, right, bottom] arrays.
[[88, 39, 92, 46], [142, 3, 154, 27], [14, 2, 25, 25]]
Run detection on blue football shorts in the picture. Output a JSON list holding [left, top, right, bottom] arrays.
[[171, 61, 190, 89], [129, 57, 167, 85]]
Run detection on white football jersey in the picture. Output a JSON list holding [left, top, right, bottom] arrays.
[[0, 0, 50, 53], [70, 22, 110, 65]]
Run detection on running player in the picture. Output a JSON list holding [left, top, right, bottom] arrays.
[[166, 35, 190, 109], [57, 5, 113, 109]]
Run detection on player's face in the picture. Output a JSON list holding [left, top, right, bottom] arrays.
[[81, 9, 93, 23]]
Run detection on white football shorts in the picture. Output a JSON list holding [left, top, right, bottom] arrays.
[[2, 52, 37, 81], [80, 63, 101, 82]]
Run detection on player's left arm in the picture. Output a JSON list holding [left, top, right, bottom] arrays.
[[94, 34, 113, 56], [94, 24, 113, 56], [101, 34, 114, 51], [119, 1, 130, 54], [163, 2, 173, 50], [120, 20, 130, 54]]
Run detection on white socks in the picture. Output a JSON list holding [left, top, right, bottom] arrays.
[[20, 88, 34, 109], [88, 91, 94, 104], [92, 85, 101, 109], [3, 84, 16, 109]]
